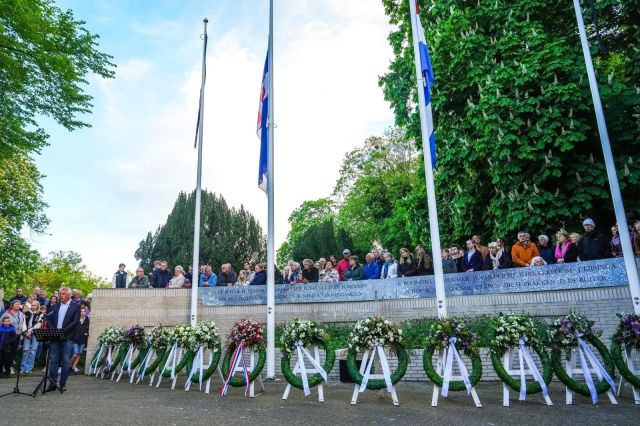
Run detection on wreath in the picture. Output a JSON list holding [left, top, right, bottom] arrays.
[[610, 313, 640, 388], [123, 325, 149, 370], [489, 314, 553, 394], [95, 327, 125, 370], [549, 312, 616, 396], [346, 316, 408, 390], [160, 325, 195, 378], [220, 319, 266, 386], [422, 317, 482, 392], [138, 325, 173, 377], [187, 321, 222, 383], [279, 319, 336, 390]]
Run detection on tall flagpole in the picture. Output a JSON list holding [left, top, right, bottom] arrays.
[[266, 0, 276, 378], [408, 1, 447, 317], [190, 18, 208, 326], [573, 0, 640, 314]]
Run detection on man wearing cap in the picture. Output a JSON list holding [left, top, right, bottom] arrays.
[[337, 249, 351, 281], [577, 218, 610, 261]]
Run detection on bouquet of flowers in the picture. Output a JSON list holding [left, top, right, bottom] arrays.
[[150, 324, 173, 350], [279, 319, 328, 354], [549, 312, 599, 359], [491, 314, 544, 354], [174, 322, 221, 353], [100, 326, 125, 346], [227, 318, 264, 350], [424, 316, 479, 355], [123, 325, 147, 347], [347, 316, 403, 353], [613, 313, 640, 351]]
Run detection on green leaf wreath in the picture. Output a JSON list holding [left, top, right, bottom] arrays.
[[279, 319, 336, 390], [610, 313, 640, 389]]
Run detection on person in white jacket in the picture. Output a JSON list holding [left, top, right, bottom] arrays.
[[380, 252, 398, 279]]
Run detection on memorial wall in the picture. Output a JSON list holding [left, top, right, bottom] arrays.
[[87, 258, 638, 380]]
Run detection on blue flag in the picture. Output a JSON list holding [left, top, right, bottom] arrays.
[[416, 15, 437, 169], [257, 51, 269, 192]]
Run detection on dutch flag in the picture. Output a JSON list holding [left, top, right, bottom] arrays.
[[415, 10, 437, 169]]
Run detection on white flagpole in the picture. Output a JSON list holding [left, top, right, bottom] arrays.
[[266, 0, 276, 378], [408, 1, 447, 317], [190, 18, 208, 326], [573, 0, 640, 314]]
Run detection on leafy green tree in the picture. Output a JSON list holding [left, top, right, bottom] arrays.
[[276, 198, 336, 265], [29, 251, 109, 296], [136, 190, 266, 272], [0, 232, 40, 296], [290, 220, 353, 262], [0, 0, 115, 155], [379, 0, 639, 244]]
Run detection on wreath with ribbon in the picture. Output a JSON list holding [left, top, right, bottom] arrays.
[[220, 319, 266, 389], [489, 314, 553, 395], [160, 325, 195, 378], [422, 317, 482, 392], [186, 321, 222, 384], [122, 325, 150, 372], [279, 319, 336, 390], [137, 325, 173, 378], [93, 327, 125, 372], [345, 316, 408, 390], [610, 313, 640, 388], [549, 312, 617, 398]]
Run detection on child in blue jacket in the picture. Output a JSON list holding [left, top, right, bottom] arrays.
[[0, 315, 17, 378]]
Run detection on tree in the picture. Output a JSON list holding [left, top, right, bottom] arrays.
[[0, 0, 114, 295], [0, 0, 115, 156], [276, 198, 336, 265], [135, 190, 266, 272], [29, 251, 110, 296], [379, 0, 639, 244], [290, 219, 353, 262]]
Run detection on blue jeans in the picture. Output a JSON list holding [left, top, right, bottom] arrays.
[[48, 340, 73, 386], [21, 334, 39, 372]]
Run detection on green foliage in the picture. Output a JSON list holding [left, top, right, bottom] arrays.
[[0, 231, 40, 296], [136, 190, 266, 272], [378, 0, 640, 244], [290, 219, 352, 263], [29, 251, 110, 296], [0, 0, 115, 155]]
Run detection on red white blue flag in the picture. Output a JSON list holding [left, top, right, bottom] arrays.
[[415, 5, 437, 169], [257, 51, 269, 192]]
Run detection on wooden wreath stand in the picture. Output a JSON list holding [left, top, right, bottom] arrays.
[[431, 349, 481, 407], [350, 347, 399, 406], [616, 346, 640, 405], [564, 350, 617, 405], [155, 346, 183, 389], [116, 344, 138, 383], [282, 345, 325, 402], [501, 349, 552, 406], [185, 349, 215, 394]]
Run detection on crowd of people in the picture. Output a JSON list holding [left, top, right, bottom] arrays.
[[111, 218, 640, 288], [1, 287, 90, 385]]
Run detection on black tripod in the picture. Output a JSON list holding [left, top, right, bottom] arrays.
[[31, 328, 66, 397], [0, 336, 31, 399]]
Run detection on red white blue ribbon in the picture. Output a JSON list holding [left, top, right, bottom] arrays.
[[220, 340, 250, 397]]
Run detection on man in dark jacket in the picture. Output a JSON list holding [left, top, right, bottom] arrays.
[[250, 264, 267, 285], [463, 240, 483, 272], [46, 287, 80, 392], [152, 261, 171, 288], [8, 288, 27, 304], [537, 235, 556, 265], [217, 264, 238, 286], [577, 218, 610, 261], [112, 263, 128, 288]]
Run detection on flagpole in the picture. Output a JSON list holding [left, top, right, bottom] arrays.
[[265, 0, 276, 378], [408, 1, 447, 317], [190, 18, 208, 326], [573, 0, 640, 314]]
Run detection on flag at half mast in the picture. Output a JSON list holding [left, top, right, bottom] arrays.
[[415, 8, 437, 169], [257, 51, 269, 192]]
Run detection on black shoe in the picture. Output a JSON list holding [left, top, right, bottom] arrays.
[[59, 386, 66, 393], [46, 383, 57, 393]]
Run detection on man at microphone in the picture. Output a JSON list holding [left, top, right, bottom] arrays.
[[47, 287, 80, 393]]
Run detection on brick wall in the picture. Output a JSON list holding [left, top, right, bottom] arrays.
[[86, 284, 636, 381]]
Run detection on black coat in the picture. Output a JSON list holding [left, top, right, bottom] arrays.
[[462, 251, 483, 272], [398, 261, 417, 277], [482, 251, 512, 270], [577, 232, 610, 260], [218, 270, 238, 286], [47, 301, 80, 338], [302, 266, 319, 283], [555, 243, 579, 263], [72, 317, 90, 345]]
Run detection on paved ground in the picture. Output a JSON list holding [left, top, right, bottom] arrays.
[[0, 374, 638, 425]]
